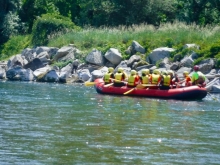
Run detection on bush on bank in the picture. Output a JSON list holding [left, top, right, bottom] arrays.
[[1, 22, 220, 68]]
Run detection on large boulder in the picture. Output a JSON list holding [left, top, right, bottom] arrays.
[[21, 48, 35, 62], [132, 40, 145, 54], [33, 66, 51, 80], [36, 51, 50, 65], [42, 70, 59, 82], [78, 69, 91, 81], [127, 55, 141, 67], [86, 49, 104, 66], [91, 70, 105, 81], [104, 48, 122, 65], [53, 46, 75, 61], [6, 66, 35, 81], [197, 58, 215, 74], [148, 47, 175, 65], [36, 46, 51, 55], [23, 58, 44, 71], [180, 56, 194, 68], [59, 63, 73, 83], [7, 54, 28, 69]]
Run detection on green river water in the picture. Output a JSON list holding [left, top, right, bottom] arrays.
[[0, 80, 220, 164]]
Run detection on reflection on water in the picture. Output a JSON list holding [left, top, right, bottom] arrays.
[[0, 81, 220, 164]]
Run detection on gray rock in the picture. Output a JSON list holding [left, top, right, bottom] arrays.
[[127, 55, 141, 67], [148, 47, 175, 64], [104, 48, 122, 65], [6, 66, 35, 81], [7, 54, 26, 69], [132, 40, 145, 54], [198, 58, 215, 74], [42, 70, 59, 82], [183, 44, 200, 49], [23, 58, 44, 71], [86, 49, 104, 66], [180, 56, 194, 67], [170, 62, 180, 70], [91, 70, 105, 81], [136, 64, 155, 71], [78, 69, 91, 81], [53, 46, 74, 61], [36, 51, 50, 64], [59, 63, 73, 83]]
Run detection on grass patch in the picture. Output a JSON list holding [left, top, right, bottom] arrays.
[[0, 35, 31, 60]]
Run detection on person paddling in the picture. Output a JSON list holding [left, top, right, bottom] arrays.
[[191, 65, 206, 87], [140, 69, 150, 85], [103, 67, 115, 85], [168, 70, 179, 88], [159, 70, 171, 90], [149, 69, 161, 89], [177, 71, 192, 88], [113, 67, 127, 87], [127, 70, 140, 88]]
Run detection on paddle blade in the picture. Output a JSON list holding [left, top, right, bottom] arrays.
[[84, 81, 96, 87], [136, 84, 157, 89], [123, 88, 135, 95], [104, 83, 114, 87]]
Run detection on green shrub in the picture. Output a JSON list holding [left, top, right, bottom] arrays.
[[31, 14, 81, 46], [51, 60, 73, 69], [193, 57, 205, 65], [0, 35, 31, 60], [215, 58, 220, 68]]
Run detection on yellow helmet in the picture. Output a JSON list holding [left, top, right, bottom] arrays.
[[118, 67, 123, 73], [162, 70, 168, 75], [183, 71, 189, 76], [167, 70, 174, 75], [153, 69, 160, 74], [142, 69, 149, 75], [108, 67, 114, 72], [130, 70, 137, 75]]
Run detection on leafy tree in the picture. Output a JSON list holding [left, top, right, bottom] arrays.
[[19, 0, 59, 32], [0, 0, 23, 44]]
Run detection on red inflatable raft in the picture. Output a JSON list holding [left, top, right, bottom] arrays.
[[94, 78, 207, 100]]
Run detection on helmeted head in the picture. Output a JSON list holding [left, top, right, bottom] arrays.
[[118, 67, 123, 73], [142, 69, 150, 75], [194, 65, 199, 71], [153, 69, 160, 75], [183, 71, 189, 76], [162, 70, 168, 75], [108, 67, 114, 72], [167, 70, 174, 76], [130, 70, 137, 75]]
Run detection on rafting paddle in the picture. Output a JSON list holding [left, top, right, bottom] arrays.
[[104, 83, 114, 87], [123, 88, 135, 95], [84, 81, 96, 87], [136, 84, 157, 89]]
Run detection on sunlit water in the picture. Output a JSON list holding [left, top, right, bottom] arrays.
[[0, 80, 220, 164]]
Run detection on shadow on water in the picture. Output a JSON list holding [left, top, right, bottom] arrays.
[[0, 81, 220, 164]]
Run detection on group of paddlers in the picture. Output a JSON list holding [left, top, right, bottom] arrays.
[[103, 65, 206, 90]]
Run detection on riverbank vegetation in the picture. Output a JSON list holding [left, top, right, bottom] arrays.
[[0, 0, 220, 67]]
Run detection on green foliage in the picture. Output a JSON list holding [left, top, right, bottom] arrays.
[[215, 58, 220, 68], [51, 60, 73, 69], [0, 35, 31, 60], [31, 13, 80, 46], [193, 57, 205, 65]]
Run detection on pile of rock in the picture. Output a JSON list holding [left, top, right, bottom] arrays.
[[0, 41, 219, 93]]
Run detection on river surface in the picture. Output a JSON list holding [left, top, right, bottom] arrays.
[[0, 80, 220, 164]]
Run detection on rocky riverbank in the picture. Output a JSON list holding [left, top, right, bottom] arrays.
[[0, 41, 220, 93]]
